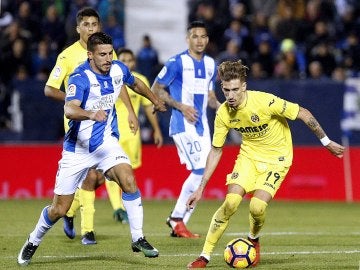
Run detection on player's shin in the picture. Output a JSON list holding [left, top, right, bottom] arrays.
[[29, 206, 55, 245], [122, 190, 144, 241], [79, 189, 96, 235], [202, 193, 242, 258], [248, 197, 267, 238]]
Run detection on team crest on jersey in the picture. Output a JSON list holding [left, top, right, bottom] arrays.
[[53, 66, 61, 78], [114, 76, 122, 85], [158, 66, 167, 79], [251, 114, 260, 123], [67, 84, 76, 97], [231, 172, 239, 179]]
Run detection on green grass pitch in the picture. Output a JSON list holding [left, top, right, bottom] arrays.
[[1, 199, 359, 269]]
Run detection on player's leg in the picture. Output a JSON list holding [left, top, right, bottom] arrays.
[[105, 179, 128, 223], [18, 194, 74, 266], [62, 188, 80, 239], [167, 170, 202, 238], [248, 163, 289, 266], [78, 169, 105, 245], [106, 163, 159, 257], [169, 133, 210, 238], [18, 154, 86, 266]]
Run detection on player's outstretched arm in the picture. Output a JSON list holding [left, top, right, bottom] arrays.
[[144, 105, 163, 147], [131, 78, 166, 112], [152, 80, 198, 123], [186, 146, 223, 210], [44, 85, 66, 101], [297, 106, 345, 158], [120, 85, 138, 134]]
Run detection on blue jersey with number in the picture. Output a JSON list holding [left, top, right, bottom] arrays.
[[156, 50, 216, 137], [64, 59, 134, 153]]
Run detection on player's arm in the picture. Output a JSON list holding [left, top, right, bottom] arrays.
[[208, 90, 221, 110], [186, 145, 223, 209], [44, 85, 66, 101], [297, 106, 345, 158], [64, 99, 107, 122], [152, 80, 198, 123], [143, 104, 163, 147], [130, 77, 166, 113], [119, 85, 138, 134]]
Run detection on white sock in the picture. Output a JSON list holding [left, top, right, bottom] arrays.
[[29, 206, 55, 246], [122, 190, 143, 242], [172, 172, 202, 223]]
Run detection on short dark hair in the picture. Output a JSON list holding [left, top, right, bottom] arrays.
[[87, 32, 112, 52], [76, 7, 100, 25], [187, 21, 207, 33], [117, 47, 134, 57]]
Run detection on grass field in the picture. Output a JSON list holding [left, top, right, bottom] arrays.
[[1, 199, 359, 270]]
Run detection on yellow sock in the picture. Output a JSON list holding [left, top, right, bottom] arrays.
[[202, 193, 242, 257], [105, 180, 125, 211], [66, 188, 80, 217], [79, 189, 95, 235], [248, 197, 268, 238]]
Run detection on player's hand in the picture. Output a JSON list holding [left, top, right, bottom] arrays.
[[90, 110, 108, 122], [180, 104, 198, 124], [152, 98, 166, 113], [153, 129, 163, 148], [128, 113, 139, 134], [186, 188, 203, 211], [326, 141, 345, 158]]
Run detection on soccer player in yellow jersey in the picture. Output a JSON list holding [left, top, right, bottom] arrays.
[[44, 7, 131, 245], [105, 48, 163, 220], [187, 60, 345, 268]]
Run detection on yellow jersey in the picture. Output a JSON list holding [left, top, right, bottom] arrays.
[[115, 71, 152, 169], [46, 41, 117, 131], [213, 91, 300, 167]]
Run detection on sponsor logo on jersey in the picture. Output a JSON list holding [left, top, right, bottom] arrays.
[[67, 84, 76, 97], [229, 119, 240, 123], [269, 99, 275, 106], [234, 123, 269, 138], [91, 94, 115, 111]]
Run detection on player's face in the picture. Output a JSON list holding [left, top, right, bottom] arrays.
[[88, 44, 113, 75], [221, 79, 247, 108], [77, 16, 100, 44], [118, 52, 135, 71], [187, 27, 209, 56]]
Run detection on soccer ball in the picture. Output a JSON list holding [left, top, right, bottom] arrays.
[[224, 238, 256, 268]]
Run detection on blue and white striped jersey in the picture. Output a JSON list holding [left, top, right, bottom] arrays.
[[156, 50, 216, 136], [64, 60, 135, 153]]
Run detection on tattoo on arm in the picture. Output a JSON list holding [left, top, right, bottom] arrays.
[[157, 87, 181, 110], [307, 116, 326, 139]]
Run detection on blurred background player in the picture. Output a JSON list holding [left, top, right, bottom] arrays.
[[44, 7, 129, 245], [105, 47, 163, 220], [152, 21, 220, 238], [186, 60, 345, 268]]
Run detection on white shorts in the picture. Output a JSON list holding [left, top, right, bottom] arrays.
[[172, 132, 211, 171], [54, 136, 130, 195]]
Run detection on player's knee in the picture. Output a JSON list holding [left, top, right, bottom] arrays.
[[223, 193, 242, 216], [82, 169, 100, 191], [249, 197, 268, 217], [120, 174, 137, 193], [48, 204, 68, 220]]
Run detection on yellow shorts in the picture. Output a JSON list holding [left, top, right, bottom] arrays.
[[226, 154, 290, 198], [120, 136, 141, 169]]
